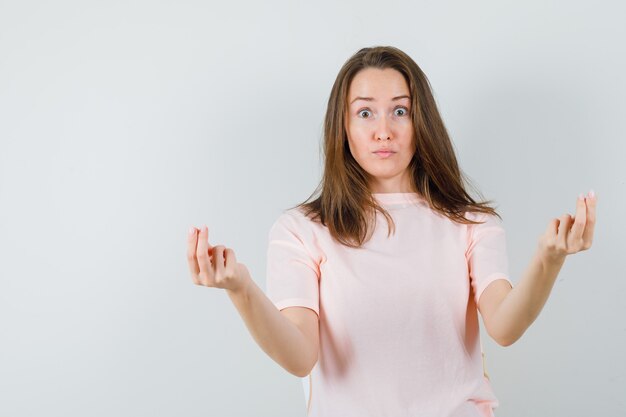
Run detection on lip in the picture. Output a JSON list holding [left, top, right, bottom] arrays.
[[374, 151, 395, 158]]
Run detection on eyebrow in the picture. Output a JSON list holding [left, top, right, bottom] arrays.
[[350, 95, 411, 105]]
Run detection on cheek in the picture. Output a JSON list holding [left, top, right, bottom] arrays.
[[347, 130, 368, 152], [346, 137, 363, 160], [348, 123, 369, 138], [400, 121, 413, 135], [353, 143, 370, 160]]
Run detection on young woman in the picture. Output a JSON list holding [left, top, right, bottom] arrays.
[[186, 46, 597, 417]]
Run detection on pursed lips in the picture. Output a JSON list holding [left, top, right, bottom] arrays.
[[373, 150, 395, 158]]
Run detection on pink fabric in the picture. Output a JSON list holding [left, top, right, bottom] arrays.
[[265, 192, 513, 417]]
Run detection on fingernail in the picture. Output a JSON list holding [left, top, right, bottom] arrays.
[[578, 193, 584, 201], [189, 227, 195, 235], [588, 189, 595, 198]]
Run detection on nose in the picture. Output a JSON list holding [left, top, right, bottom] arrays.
[[375, 114, 391, 141]]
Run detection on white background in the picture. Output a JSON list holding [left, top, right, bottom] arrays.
[[1, 1, 624, 416]]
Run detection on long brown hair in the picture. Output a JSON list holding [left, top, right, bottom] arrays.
[[288, 45, 501, 248]]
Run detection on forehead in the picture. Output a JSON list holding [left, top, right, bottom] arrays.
[[348, 68, 410, 102]]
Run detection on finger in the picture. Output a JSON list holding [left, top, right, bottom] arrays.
[[214, 245, 226, 277], [557, 213, 573, 251], [223, 247, 237, 277], [582, 191, 597, 246], [186, 226, 201, 284], [197, 225, 213, 285], [569, 194, 587, 243], [545, 218, 560, 237]]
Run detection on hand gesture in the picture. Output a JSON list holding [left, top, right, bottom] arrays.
[[186, 225, 250, 293], [538, 190, 597, 265]]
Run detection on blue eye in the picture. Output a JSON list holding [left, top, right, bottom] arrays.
[[395, 107, 408, 116], [357, 106, 409, 119]]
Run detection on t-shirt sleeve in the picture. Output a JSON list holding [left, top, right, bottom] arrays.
[[466, 212, 514, 306], [265, 210, 321, 316]]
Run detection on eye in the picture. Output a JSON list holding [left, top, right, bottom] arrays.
[[358, 109, 372, 118], [357, 106, 409, 119], [395, 106, 409, 116]]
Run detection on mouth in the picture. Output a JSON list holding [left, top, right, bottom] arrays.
[[373, 151, 395, 158]]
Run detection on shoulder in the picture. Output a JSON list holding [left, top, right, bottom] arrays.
[[269, 207, 326, 262], [463, 211, 506, 240], [272, 207, 309, 226], [269, 207, 319, 238], [464, 210, 504, 227]]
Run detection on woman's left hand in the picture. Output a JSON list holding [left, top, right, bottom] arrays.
[[537, 190, 597, 265]]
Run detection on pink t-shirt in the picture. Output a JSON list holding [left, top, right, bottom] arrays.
[[265, 192, 513, 417]]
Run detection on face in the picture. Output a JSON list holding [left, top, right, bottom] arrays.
[[345, 67, 415, 193]]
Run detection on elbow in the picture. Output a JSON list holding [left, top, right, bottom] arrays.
[[292, 365, 312, 378], [495, 332, 521, 347], [293, 355, 318, 378], [284, 355, 317, 378], [487, 320, 522, 347], [497, 337, 514, 347], [285, 364, 308, 378], [490, 328, 513, 347]]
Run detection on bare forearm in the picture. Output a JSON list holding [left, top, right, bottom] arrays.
[[226, 275, 315, 377], [491, 249, 566, 346]]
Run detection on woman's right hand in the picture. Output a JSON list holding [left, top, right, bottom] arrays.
[[187, 225, 250, 293]]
